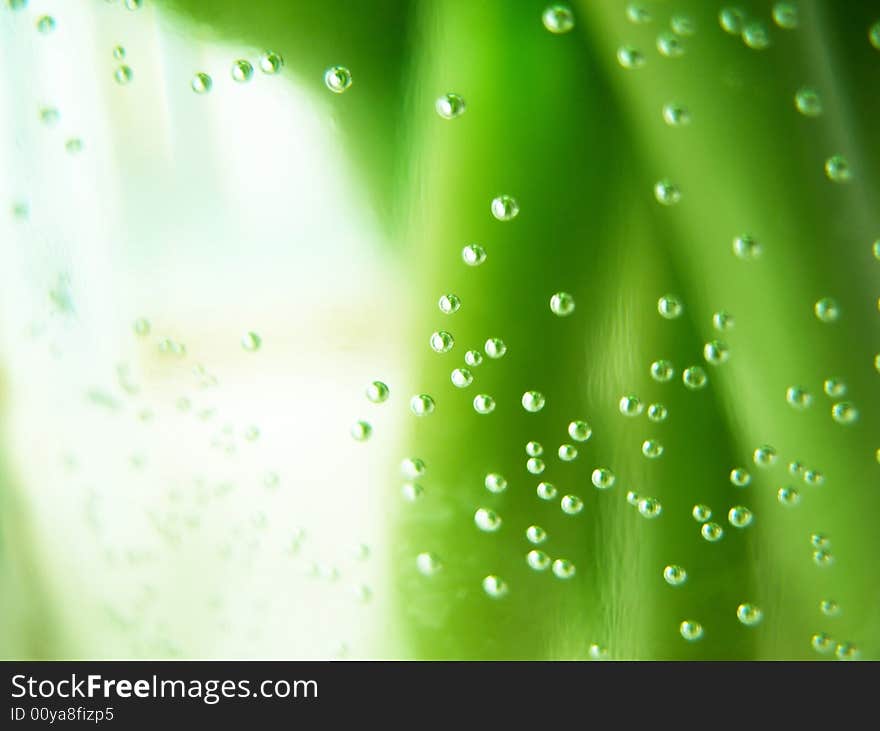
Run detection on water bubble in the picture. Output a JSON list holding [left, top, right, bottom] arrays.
[[484, 337, 507, 359], [550, 291, 576, 316], [871, 21, 880, 50], [736, 603, 763, 626], [591, 468, 616, 490], [231, 59, 254, 83], [526, 549, 551, 571], [133, 318, 151, 336], [536, 481, 557, 500], [474, 507, 502, 532], [682, 366, 708, 390], [259, 50, 284, 74], [568, 420, 592, 442], [526, 525, 547, 544], [638, 497, 663, 519], [485, 473, 507, 494], [733, 234, 762, 260], [542, 4, 575, 34], [813, 549, 834, 567], [617, 46, 645, 69], [719, 7, 746, 34], [728, 506, 753, 528], [402, 482, 424, 501], [241, 331, 262, 352], [482, 575, 508, 598], [820, 599, 841, 617], [662, 102, 691, 126], [788, 460, 804, 477], [671, 14, 696, 36], [473, 394, 496, 414], [811, 533, 830, 549], [324, 65, 352, 93], [823, 377, 847, 397], [650, 359, 676, 381], [36, 15, 55, 33], [401, 457, 426, 478], [410, 394, 436, 416], [702, 522, 724, 542], [777, 485, 800, 506], [626, 490, 641, 506], [625, 4, 651, 24], [825, 155, 851, 183], [552, 558, 576, 579], [835, 643, 860, 661], [451, 367, 473, 388], [814, 297, 840, 323], [811, 632, 835, 654], [114, 66, 133, 85], [528, 458, 546, 475], [831, 402, 858, 425], [795, 87, 823, 117], [647, 403, 668, 422], [657, 295, 683, 319], [786, 386, 813, 409], [350, 420, 372, 441], [365, 381, 390, 403], [703, 340, 730, 365], [39, 107, 60, 125], [191, 72, 212, 94], [742, 21, 771, 49], [438, 293, 461, 314], [490, 195, 519, 221], [692, 504, 712, 523], [753, 445, 777, 467], [526, 441, 544, 457], [65, 138, 83, 154], [680, 620, 704, 641], [657, 33, 685, 57], [464, 349, 484, 367], [430, 330, 455, 353], [654, 179, 681, 205], [462, 243, 487, 266], [642, 439, 664, 459], [561, 495, 584, 515], [435, 92, 466, 119], [663, 565, 687, 586], [522, 391, 546, 413], [558, 444, 578, 461], [619, 395, 643, 416]]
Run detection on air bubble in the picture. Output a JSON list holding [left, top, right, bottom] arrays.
[[682, 366, 708, 390], [552, 558, 576, 579], [772, 2, 799, 29], [490, 195, 519, 221], [324, 65, 352, 93], [777, 485, 800, 506], [786, 386, 813, 409], [742, 21, 771, 50], [191, 73, 212, 94], [410, 394, 436, 416], [671, 14, 696, 36], [133, 318, 151, 336], [482, 575, 508, 598], [662, 102, 691, 126], [680, 620, 704, 641], [542, 4, 575, 34], [825, 155, 851, 183], [402, 483, 424, 501], [663, 565, 687, 586], [820, 599, 841, 617], [647, 403, 668, 422], [462, 244, 487, 266], [568, 420, 592, 442], [401, 457, 426, 478], [654, 179, 681, 205], [813, 549, 834, 567], [528, 458, 546, 475], [36, 15, 55, 33], [591, 468, 615, 490], [485, 473, 507, 494], [835, 643, 860, 661], [795, 88, 822, 117], [561, 495, 583, 515], [474, 507, 502, 532], [657, 33, 685, 57], [550, 291, 575, 316], [642, 439, 663, 459], [811, 632, 834, 653], [430, 330, 454, 353], [753, 445, 777, 467], [522, 391, 546, 413], [733, 234, 762, 261], [231, 59, 254, 83], [451, 368, 473, 388], [692, 504, 712, 523], [639, 497, 663, 519], [703, 340, 730, 365], [619, 395, 643, 416], [526, 441, 544, 457], [366, 381, 390, 403], [526, 525, 547, 544], [824, 377, 847, 397], [701, 522, 724, 542], [438, 294, 461, 314], [114, 66, 133, 85], [350, 420, 372, 441], [484, 338, 507, 359], [728, 506, 753, 528], [617, 46, 645, 69], [259, 51, 284, 74], [651, 359, 676, 382], [241, 331, 262, 352], [558, 444, 578, 461], [736, 603, 763, 626], [719, 8, 745, 34], [527, 549, 551, 571], [473, 394, 496, 414], [626, 4, 651, 24], [435, 93, 466, 119], [464, 349, 483, 367], [536, 481, 557, 500], [657, 295, 683, 319], [831, 402, 858, 425]]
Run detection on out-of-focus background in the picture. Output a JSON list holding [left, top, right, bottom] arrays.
[[1, 0, 878, 660]]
